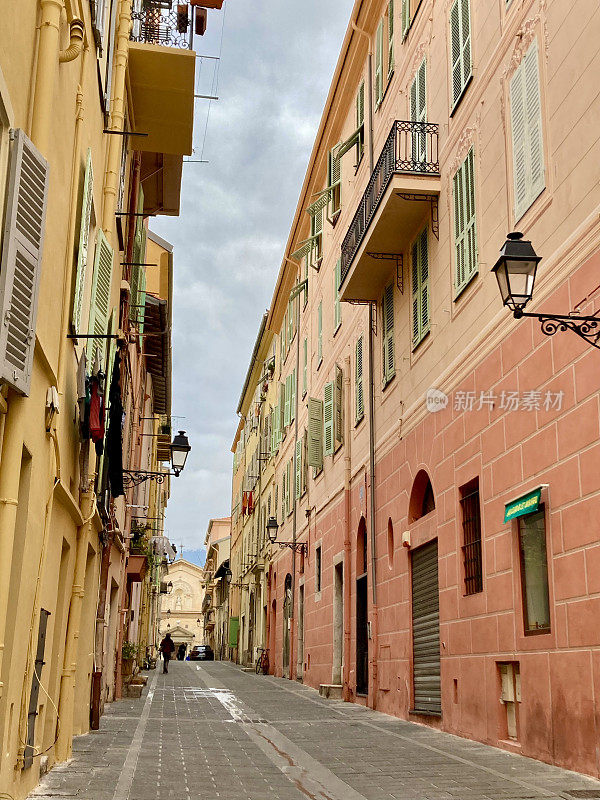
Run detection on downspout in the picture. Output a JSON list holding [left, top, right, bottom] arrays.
[[343, 356, 352, 701], [59, 17, 84, 62], [55, 490, 95, 761], [102, 0, 132, 234], [352, 16, 379, 709]]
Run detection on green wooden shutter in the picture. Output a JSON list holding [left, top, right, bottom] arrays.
[[355, 336, 364, 423], [88, 229, 114, 367], [334, 364, 343, 448], [303, 337, 307, 395], [450, 0, 472, 109], [411, 59, 427, 164], [356, 81, 365, 159], [511, 40, 545, 221], [388, 0, 394, 77], [271, 405, 278, 453], [453, 148, 477, 294], [295, 437, 302, 500], [96, 308, 118, 484], [287, 459, 292, 515], [334, 258, 341, 330], [284, 374, 291, 428], [310, 207, 323, 267], [307, 398, 323, 470], [382, 283, 395, 383], [328, 148, 341, 215], [281, 470, 286, 520], [375, 20, 384, 106], [73, 148, 93, 334], [291, 368, 296, 423], [411, 227, 429, 348], [317, 301, 323, 363], [302, 430, 308, 494], [402, 0, 410, 39], [279, 382, 285, 438], [323, 381, 334, 456]]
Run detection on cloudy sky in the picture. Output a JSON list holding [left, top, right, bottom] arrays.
[[152, 0, 353, 564]]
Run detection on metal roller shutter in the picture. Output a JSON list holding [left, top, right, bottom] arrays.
[[411, 540, 441, 714]]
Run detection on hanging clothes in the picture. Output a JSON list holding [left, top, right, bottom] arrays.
[[106, 350, 124, 498]]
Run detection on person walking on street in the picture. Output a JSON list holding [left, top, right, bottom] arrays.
[[159, 633, 175, 674]]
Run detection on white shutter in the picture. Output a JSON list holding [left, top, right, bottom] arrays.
[[307, 397, 323, 470], [453, 148, 477, 293], [411, 59, 427, 164], [0, 129, 49, 396], [511, 40, 545, 221], [72, 148, 93, 334], [87, 229, 114, 367], [525, 41, 545, 204]]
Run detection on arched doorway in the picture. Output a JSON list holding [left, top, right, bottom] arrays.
[[282, 573, 292, 678], [408, 470, 441, 714], [356, 517, 368, 695]]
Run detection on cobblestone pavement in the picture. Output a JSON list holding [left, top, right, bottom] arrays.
[[30, 661, 600, 800]]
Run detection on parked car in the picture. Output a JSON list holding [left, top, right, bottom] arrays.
[[189, 645, 214, 661]]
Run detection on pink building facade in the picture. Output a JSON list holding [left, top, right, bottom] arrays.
[[231, 0, 600, 779]]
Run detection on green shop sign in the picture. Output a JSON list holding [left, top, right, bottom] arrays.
[[504, 488, 542, 523]]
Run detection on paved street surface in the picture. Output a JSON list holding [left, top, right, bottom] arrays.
[[30, 661, 600, 800]]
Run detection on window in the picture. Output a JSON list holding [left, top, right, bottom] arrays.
[[355, 336, 364, 423], [510, 40, 545, 221], [327, 148, 341, 218], [323, 381, 334, 456], [307, 397, 323, 473], [411, 227, 429, 349], [356, 82, 365, 162], [410, 58, 427, 164], [315, 545, 322, 593], [449, 0, 472, 111], [453, 147, 477, 295], [334, 364, 343, 451], [518, 509, 550, 634], [401, 0, 422, 39], [375, 2, 394, 107], [333, 258, 341, 331], [295, 431, 307, 499], [302, 337, 307, 397], [73, 149, 94, 335], [310, 207, 323, 269], [382, 283, 395, 384], [460, 478, 482, 595], [317, 301, 323, 364]]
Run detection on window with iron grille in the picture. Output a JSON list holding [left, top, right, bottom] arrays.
[[460, 478, 482, 595]]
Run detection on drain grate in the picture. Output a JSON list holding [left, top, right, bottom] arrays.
[[563, 792, 600, 798]]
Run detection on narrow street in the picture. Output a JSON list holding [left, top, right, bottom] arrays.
[[30, 662, 600, 800]]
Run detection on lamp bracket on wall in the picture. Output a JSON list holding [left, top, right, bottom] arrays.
[[123, 470, 177, 488], [516, 311, 600, 349], [275, 542, 307, 555]]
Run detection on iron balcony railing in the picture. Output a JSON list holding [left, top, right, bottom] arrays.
[[340, 120, 440, 288], [131, 0, 193, 49]]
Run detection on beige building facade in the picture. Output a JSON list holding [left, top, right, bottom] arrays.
[[159, 558, 205, 652]]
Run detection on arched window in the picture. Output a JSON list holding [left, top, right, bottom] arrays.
[[409, 470, 436, 522]]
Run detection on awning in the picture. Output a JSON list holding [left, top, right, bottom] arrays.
[[214, 559, 230, 579], [144, 296, 171, 417]]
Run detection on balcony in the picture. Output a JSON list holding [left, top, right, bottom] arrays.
[[339, 120, 440, 302], [127, 2, 195, 214]]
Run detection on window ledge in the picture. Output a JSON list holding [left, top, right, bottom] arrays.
[[411, 328, 430, 353], [354, 414, 365, 429]]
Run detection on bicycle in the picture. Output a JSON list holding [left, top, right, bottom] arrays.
[[255, 647, 269, 675]]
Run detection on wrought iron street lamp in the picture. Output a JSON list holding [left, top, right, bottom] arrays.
[[123, 431, 192, 487], [265, 516, 307, 554], [493, 232, 600, 348], [224, 568, 246, 589]]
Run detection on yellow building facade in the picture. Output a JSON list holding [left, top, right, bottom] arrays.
[[0, 1, 200, 796]]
